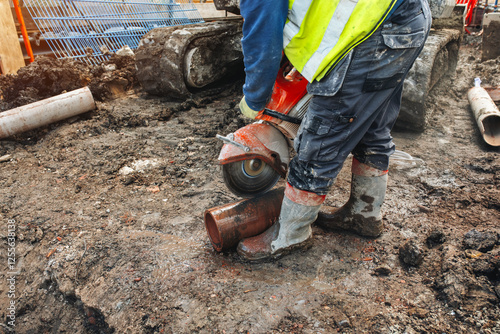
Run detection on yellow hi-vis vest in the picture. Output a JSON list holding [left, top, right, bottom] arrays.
[[284, 0, 398, 82]]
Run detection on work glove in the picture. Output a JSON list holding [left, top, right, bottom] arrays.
[[239, 96, 261, 119]]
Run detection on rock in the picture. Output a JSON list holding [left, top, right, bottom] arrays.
[[463, 229, 498, 252], [408, 307, 429, 319], [436, 246, 472, 308], [426, 229, 446, 248], [331, 309, 350, 328], [470, 256, 496, 276], [121, 175, 135, 185], [338, 319, 350, 328], [491, 250, 500, 272], [103, 64, 117, 72], [466, 279, 499, 307], [58, 279, 76, 297], [399, 240, 424, 266], [116, 45, 135, 57], [439, 271, 467, 308], [469, 248, 500, 276], [373, 265, 392, 276], [35, 227, 44, 241]]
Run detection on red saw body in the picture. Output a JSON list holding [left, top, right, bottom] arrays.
[[218, 62, 312, 197]]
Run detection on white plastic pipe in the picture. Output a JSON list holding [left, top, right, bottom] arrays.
[[0, 87, 95, 139], [468, 86, 500, 147]]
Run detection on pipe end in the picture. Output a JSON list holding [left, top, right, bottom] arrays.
[[204, 210, 223, 252], [481, 114, 500, 147]]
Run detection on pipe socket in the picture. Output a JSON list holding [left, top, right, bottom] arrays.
[[204, 188, 284, 252], [0, 87, 95, 139], [468, 86, 500, 146]]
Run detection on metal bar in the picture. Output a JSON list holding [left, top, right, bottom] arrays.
[[12, 0, 35, 62], [43, 32, 153, 40], [33, 10, 196, 20], [73, 0, 193, 6], [23, 0, 203, 64]]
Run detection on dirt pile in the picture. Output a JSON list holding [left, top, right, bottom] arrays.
[[89, 54, 139, 101], [0, 54, 138, 112], [0, 57, 91, 111]]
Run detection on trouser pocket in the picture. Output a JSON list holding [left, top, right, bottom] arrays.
[[294, 100, 355, 162], [362, 7, 429, 92]]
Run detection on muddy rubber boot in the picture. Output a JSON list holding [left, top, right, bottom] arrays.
[[316, 158, 388, 237], [237, 183, 325, 261]]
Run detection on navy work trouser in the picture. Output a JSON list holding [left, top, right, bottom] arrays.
[[288, 0, 432, 195]]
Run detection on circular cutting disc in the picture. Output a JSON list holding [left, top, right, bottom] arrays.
[[222, 159, 281, 198]]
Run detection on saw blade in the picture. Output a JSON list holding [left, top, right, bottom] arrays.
[[222, 160, 280, 198]]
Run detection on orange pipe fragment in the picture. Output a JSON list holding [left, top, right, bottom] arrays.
[[12, 0, 34, 63], [204, 188, 284, 252]]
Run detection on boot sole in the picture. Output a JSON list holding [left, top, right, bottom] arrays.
[[239, 238, 314, 263]]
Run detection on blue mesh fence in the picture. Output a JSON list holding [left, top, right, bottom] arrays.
[[23, 0, 204, 65]]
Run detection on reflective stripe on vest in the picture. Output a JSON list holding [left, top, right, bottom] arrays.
[[283, 0, 314, 48], [284, 0, 397, 82]]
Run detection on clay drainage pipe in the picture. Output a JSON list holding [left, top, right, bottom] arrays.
[[468, 85, 500, 146], [0, 87, 95, 139], [204, 188, 284, 252]]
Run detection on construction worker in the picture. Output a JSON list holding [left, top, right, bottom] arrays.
[[236, 0, 432, 261]]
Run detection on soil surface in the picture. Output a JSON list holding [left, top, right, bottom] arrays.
[[0, 36, 499, 334]]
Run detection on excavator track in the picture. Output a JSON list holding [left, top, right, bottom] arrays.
[[135, 19, 243, 98], [398, 28, 462, 131]]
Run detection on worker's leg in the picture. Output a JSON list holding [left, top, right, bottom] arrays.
[[289, 0, 432, 195], [315, 87, 402, 237], [351, 85, 403, 171], [314, 0, 432, 236], [237, 0, 431, 260]]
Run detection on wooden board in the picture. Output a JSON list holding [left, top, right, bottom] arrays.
[[10, 6, 38, 32], [0, 0, 25, 74], [482, 13, 500, 62], [194, 3, 237, 19], [485, 87, 500, 103]]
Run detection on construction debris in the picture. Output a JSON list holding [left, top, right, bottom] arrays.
[[468, 79, 500, 146], [0, 87, 95, 139], [0, 55, 136, 112]]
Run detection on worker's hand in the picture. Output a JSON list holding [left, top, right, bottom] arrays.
[[239, 96, 261, 119]]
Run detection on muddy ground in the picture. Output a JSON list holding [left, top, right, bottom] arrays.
[[0, 35, 499, 334]]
